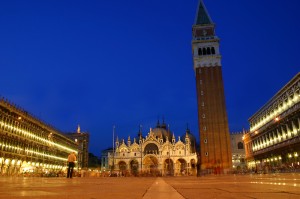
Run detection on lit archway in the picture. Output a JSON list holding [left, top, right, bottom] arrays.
[[144, 143, 159, 155], [118, 161, 127, 174], [130, 159, 139, 176], [176, 159, 187, 176], [164, 159, 174, 176], [143, 155, 159, 176]]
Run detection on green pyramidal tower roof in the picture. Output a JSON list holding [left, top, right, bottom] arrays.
[[195, 0, 213, 25]]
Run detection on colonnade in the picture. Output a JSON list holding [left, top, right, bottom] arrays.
[[0, 99, 78, 176]]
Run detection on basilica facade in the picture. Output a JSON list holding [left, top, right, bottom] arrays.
[[101, 122, 198, 176]]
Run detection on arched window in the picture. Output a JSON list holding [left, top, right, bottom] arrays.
[[144, 143, 159, 154], [207, 47, 211, 55], [238, 142, 244, 149], [198, 48, 202, 55], [203, 48, 207, 55], [211, 47, 215, 54]]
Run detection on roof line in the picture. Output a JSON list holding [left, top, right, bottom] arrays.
[[194, 0, 214, 25]]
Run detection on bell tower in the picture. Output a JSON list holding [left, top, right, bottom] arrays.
[[192, 0, 232, 171]]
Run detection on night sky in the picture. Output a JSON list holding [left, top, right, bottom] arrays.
[[1, 0, 299, 155]]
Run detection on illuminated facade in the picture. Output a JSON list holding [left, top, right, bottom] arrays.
[[66, 125, 90, 169], [101, 121, 198, 176], [192, 0, 232, 171], [244, 73, 300, 170], [0, 98, 79, 176], [230, 131, 246, 170]]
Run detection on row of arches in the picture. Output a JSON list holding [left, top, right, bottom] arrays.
[[114, 156, 197, 176], [0, 134, 67, 165], [198, 47, 216, 56], [250, 117, 300, 152], [0, 157, 65, 176]]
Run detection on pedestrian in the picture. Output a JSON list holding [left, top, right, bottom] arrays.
[[67, 152, 76, 178]]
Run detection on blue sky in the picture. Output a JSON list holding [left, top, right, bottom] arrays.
[[0, 0, 299, 155]]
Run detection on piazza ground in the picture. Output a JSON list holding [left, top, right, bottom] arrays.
[[0, 173, 300, 199]]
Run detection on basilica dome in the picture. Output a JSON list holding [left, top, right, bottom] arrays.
[[151, 127, 171, 141]]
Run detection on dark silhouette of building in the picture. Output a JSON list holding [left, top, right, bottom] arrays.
[[88, 153, 100, 168]]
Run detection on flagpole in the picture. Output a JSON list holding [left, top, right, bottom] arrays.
[[112, 125, 115, 173]]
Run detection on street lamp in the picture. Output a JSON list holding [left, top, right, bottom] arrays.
[[139, 125, 143, 175], [111, 125, 115, 174]]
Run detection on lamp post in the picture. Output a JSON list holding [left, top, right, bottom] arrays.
[[139, 125, 143, 175], [140, 142, 142, 175], [111, 125, 115, 174]]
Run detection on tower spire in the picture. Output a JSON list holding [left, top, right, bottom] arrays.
[[195, 0, 213, 25], [77, 124, 81, 133]]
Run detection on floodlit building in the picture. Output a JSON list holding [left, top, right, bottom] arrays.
[[0, 98, 79, 176], [192, 0, 232, 172], [101, 121, 198, 176], [244, 73, 300, 171], [66, 125, 90, 169], [230, 131, 246, 171]]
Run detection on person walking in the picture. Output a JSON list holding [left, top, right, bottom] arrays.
[[67, 152, 76, 178]]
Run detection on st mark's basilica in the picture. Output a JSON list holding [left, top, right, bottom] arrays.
[[101, 120, 198, 176]]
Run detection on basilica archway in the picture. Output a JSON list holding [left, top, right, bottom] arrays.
[[176, 159, 187, 176], [143, 155, 159, 176], [144, 143, 159, 155], [130, 159, 139, 176], [118, 161, 127, 175], [164, 159, 174, 176]]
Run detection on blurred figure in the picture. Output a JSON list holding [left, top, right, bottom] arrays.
[[67, 152, 76, 178]]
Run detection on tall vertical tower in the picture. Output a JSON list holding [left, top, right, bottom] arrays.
[[192, 0, 232, 171]]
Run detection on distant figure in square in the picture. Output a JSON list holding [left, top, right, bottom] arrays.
[[67, 152, 76, 178]]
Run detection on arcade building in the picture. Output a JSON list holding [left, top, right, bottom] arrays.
[[244, 73, 300, 171], [101, 121, 198, 176], [0, 98, 79, 176]]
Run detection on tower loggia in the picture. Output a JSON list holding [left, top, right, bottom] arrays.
[[192, 0, 232, 171]]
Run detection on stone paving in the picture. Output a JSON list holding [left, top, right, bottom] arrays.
[[0, 173, 300, 199], [164, 173, 300, 199]]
